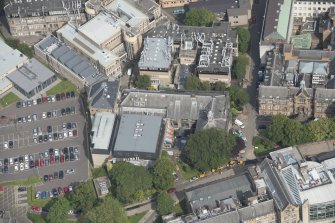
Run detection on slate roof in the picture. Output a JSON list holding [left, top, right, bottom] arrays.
[[260, 159, 295, 210], [121, 90, 230, 129], [238, 200, 276, 221], [259, 85, 313, 99], [89, 79, 119, 110], [314, 88, 335, 102], [4, 0, 81, 17], [185, 174, 253, 210]]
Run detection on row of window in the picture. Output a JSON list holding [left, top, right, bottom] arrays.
[[295, 1, 335, 5], [294, 6, 328, 10]]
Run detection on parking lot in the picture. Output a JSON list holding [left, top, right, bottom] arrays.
[[0, 95, 89, 194]]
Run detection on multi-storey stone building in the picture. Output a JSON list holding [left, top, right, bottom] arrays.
[[4, 0, 86, 37]]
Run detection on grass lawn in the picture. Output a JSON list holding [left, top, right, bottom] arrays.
[[0, 176, 41, 186], [91, 167, 107, 178], [46, 79, 77, 96], [27, 187, 50, 207], [27, 213, 45, 223], [0, 92, 21, 108], [128, 211, 148, 223], [177, 159, 199, 180]]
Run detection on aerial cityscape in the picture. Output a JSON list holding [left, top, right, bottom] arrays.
[[1, 0, 335, 222]]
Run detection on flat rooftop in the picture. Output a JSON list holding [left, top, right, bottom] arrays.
[[0, 40, 28, 76], [57, 24, 119, 67], [91, 112, 116, 151], [105, 0, 148, 28], [7, 58, 55, 93], [138, 37, 172, 70], [114, 114, 162, 154], [78, 12, 122, 45]]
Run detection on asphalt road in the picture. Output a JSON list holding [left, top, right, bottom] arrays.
[[0, 97, 89, 191], [236, 0, 268, 160]]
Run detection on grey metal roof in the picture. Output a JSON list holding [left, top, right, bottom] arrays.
[[38, 35, 58, 51], [91, 112, 116, 152], [139, 37, 172, 70], [7, 58, 55, 93], [260, 159, 294, 210], [315, 88, 335, 102], [65, 56, 82, 69], [89, 80, 119, 110], [121, 91, 229, 125], [189, 0, 239, 13], [51, 45, 70, 59], [195, 211, 240, 223], [114, 114, 162, 154], [185, 174, 252, 210], [59, 50, 77, 64]]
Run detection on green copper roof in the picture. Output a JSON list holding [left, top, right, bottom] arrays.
[[291, 34, 312, 49], [277, 0, 292, 39]]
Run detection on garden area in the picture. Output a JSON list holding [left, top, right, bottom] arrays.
[[46, 79, 77, 96], [0, 92, 21, 108]]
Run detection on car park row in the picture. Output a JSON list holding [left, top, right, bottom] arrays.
[[0, 146, 80, 174], [16, 91, 76, 108], [35, 183, 74, 200]]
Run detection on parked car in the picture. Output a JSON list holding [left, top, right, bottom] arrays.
[[35, 191, 41, 199], [41, 191, 47, 199], [8, 141, 13, 148], [59, 170, 64, 179], [31, 205, 41, 212], [43, 175, 49, 182]]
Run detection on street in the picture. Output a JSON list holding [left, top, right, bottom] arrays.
[[236, 0, 267, 160]]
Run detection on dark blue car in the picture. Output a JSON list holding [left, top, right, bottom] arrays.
[[3, 166, 8, 174], [41, 191, 47, 199]]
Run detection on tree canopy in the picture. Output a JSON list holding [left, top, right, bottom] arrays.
[[228, 86, 249, 110], [233, 55, 249, 80], [81, 195, 129, 223], [236, 27, 250, 54], [153, 153, 175, 191], [66, 181, 97, 213], [185, 128, 236, 171], [156, 191, 174, 216], [213, 81, 227, 92], [110, 162, 153, 203], [46, 197, 71, 223], [185, 8, 216, 27], [5, 38, 33, 58], [135, 75, 151, 89]]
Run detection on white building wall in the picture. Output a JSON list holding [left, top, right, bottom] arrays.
[[293, 0, 335, 21]]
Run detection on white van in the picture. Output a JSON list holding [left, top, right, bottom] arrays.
[[234, 119, 245, 129]]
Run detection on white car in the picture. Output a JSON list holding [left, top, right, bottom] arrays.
[[63, 131, 68, 138], [3, 141, 8, 149], [35, 191, 40, 199], [68, 185, 73, 192], [55, 149, 59, 157], [24, 155, 29, 162], [14, 165, 19, 172], [24, 162, 29, 170], [68, 130, 73, 137], [9, 158, 13, 165], [20, 163, 24, 171], [66, 169, 75, 174], [33, 99, 37, 105], [42, 112, 47, 119], [51, 96, 56, 102]]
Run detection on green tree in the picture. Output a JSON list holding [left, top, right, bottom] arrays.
[[201, 81, 211, 91], [46, 197, 71, 223], [67, 181, 97, 213], [266, 114, 306, 147], [156, 191, 174, 216], [110, 162, 153, 203], [185, 128, 236, 171], [81, 196, 129, 223], [153, 155, 175, 191], [214, 81, 227, 92], [135, 75, 151, 89], [185, 8, 216, 27], [233, 55, 249, 80], [236, 27, 251, 54], [185, 76, 202, 90], [228, 86, 249, 110], [5, 38, 33, 58]]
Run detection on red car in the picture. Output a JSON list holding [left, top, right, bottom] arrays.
[[60, 155, 65, 163], [63, 187, 69, 193], [58, 187, 64, 195], [40, 159, 44, 167], [31, 205, 41, 212], [35, 160, 39, 168], [49, 174, 54, 181], [42, 96, 47, 104], [50, 156, 54, 164], [60, 93, 66, 100]]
